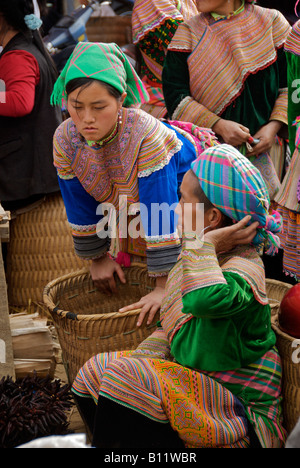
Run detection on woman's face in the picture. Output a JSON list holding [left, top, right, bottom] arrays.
[[196, 0, 239, 14], [67, 81, 126, 142], [176, 170, 209, 238]]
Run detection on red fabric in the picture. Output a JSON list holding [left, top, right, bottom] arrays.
[[0, 50, 40, 117]]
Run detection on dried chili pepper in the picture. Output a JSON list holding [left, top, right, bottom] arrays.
[[0, 373, 74, 448]]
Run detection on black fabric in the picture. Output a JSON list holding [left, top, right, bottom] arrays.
[[93, 396, 186, 449], [74, 395, 185, 449], [262, 249, 297, 285], [74, 394, 263, 449], [0, 33, 61, 202]]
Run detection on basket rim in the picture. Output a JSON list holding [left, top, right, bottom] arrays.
[[43, 272, 292, 322], [272, 318, 300, 342], [43, 262, 151, 321], [265, 278, 293, 289]]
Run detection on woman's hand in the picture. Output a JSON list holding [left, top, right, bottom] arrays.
[[246, 121, 283, 157], [204, 215, 259, 254], [212, 119, 250, 146], [119, 276, 167, 327], [90, 254, 126, 295]]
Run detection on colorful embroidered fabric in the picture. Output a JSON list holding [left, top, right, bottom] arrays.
[[132, 0, 199, 45], [72, 344, 285, 448], [284, 21, 300, 156], [54, 109, 184, 272], [54, 109, 216, 274], [132, 0, 199, 116], [72, 350, 251, 448], [276, 125, 300, 213], [274, 20, 300, 279], [138, 19, 179, 84], [160, 242, 276, 371], [168, 3, 290, 128], [284, 19, 300, 56], [276, 207, 300, 280]]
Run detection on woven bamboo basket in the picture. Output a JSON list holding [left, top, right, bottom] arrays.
[[43, 264, 158, 383], [86, 16, 132, 46], [6, 193, 85, 314], [272, 319, 300, 434], [265, 279, 292, 318]]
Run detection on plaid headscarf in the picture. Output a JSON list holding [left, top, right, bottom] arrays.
[[191, 144, 283, 255], [51, 42, 149, 108]]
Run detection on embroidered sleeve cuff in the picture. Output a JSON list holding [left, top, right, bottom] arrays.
[[73, 234, 111, 260], [172, 96, 220, 129], [270, 88, 288, 125], [146, 243, 182, 277]]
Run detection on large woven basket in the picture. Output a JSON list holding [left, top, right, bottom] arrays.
[[272, 319, 300, 434], [6, 193, 85, 314], [265, 279, 292, 318], [43, 264, 157, 383]]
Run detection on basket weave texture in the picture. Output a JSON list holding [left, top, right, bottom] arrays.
[[272, 319, 300, 434], [265, 279, 300, 434], [43, 264, 157, 383], [266, 279, 292, 318], [6, 193, 85, 312]]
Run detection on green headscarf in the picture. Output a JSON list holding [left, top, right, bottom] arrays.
[[51, 42, 149, 107]]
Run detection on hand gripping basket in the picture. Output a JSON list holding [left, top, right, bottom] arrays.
[[43, 264, 158, 383]]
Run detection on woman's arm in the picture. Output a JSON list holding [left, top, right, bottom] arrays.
[[162, 50, 220, 128], [0, 50, 40, 117], [248, 46, 288, 157], [57, 176, 111, 260], [181, 216, 259, 318]]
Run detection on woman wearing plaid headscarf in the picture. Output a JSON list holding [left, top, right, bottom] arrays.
[[72, 144, 286, 449]]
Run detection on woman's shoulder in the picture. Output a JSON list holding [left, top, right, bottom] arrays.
[[124, 107, 174, 138], [0, 49, 39, 73], [253, 4, 291, 42], [54, 118, 81, 145], [285, 20, 300, 56]]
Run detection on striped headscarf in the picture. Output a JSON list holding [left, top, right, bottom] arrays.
[[191, 144, 282, 255], [51, 42, 149, 108]]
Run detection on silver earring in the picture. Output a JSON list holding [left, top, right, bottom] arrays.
[[118, 110, 122, 125]]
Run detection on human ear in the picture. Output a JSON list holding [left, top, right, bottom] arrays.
[[120, 92, 127, 107], [207, 208, 224, 229]]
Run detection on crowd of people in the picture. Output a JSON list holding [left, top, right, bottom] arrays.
[[1, 0, 300, 449]]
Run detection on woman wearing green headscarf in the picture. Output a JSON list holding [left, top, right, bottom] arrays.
[[51, 41, 217, 327]]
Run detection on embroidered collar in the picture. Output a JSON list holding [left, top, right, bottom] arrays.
[[211, 0, 245, 20]]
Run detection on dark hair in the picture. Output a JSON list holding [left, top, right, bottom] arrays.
[[66, 77, 122, 100], [0, 0, 58, 81], [189, 169, 233, 227]]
